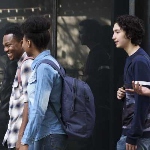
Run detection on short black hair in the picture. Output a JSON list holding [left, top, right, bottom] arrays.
[[115, 15, 145, 45], [79, 19, 102, 42], [4, 23, 23, 42], [21, 15, 51, 50]]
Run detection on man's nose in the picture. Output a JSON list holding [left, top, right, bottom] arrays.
[[112, 34, 115, 40], [4, 46, 8, 52]]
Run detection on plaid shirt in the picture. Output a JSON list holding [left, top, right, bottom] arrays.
[[3, 52, 33, 148]]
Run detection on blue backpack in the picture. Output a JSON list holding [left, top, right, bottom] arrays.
[[38, 59, 95, 138]]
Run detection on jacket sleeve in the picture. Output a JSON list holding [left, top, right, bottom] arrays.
[[21, 63, 57, 145]]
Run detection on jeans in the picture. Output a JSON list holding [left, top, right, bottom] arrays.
[[28, 134, 68, 150], [117, 135, 150, 150]]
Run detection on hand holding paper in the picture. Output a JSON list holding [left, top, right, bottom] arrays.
[[125, 81, 150, 96]]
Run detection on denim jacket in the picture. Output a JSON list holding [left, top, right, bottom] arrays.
[[21, 50, 65, 145]]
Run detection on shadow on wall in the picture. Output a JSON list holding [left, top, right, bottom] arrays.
[[57, 17, 111, 79]]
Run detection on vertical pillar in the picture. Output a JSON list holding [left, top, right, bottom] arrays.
[[135, 0, 150, 54], [110, 0, 129, 149], [145, 0, 150, 54], [129, 0, 135, 15], [51, 0, 58, 57]]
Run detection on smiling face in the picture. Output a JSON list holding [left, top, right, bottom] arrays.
[[3, 34, 23, 60], [112, 23, 131, 49]]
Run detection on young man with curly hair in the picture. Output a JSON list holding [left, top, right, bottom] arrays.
[[113, 15, 150, 150]]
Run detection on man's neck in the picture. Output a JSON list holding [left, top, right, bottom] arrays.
[[124, 44, 140, 56]]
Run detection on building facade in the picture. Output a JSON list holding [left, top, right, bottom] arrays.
[[0, 0, 149, 150]]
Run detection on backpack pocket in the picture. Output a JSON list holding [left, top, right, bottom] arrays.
[[66, 111, 87, 133]]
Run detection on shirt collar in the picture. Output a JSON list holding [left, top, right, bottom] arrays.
[[127, 47, 143, 62], [17, 52, 27, 67], [32, 50, 50, 70]]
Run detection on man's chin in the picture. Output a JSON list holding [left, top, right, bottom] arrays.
[[116, 45, 121, 48], [8, 57, 14, 60], [26, 53, 32, 57]]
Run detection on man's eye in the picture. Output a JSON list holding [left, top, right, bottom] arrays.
[[7, 44, 12, 47]]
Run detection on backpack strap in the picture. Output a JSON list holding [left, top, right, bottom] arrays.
[[37, 59, 66, 78], [37, 59, 67, 134], [49, 100, 67, 134]]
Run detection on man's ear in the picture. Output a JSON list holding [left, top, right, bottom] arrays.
[[27, 40, 31, 48], [20, 40, 23, 46]]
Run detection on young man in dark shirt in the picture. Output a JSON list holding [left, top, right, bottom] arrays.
[[114, 15, 150, 150]]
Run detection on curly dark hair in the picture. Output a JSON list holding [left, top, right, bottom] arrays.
[[21, 15, 51, 50], [115, 15, 145, 45], [4, 23, 23, 42]]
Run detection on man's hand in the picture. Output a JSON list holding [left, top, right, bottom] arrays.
[[126, 143, 137, 150], [19, 144, 28, 150], [117, 87, 125, 99], [125, 81, 150, 96], [16, 139, 21, 150]]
